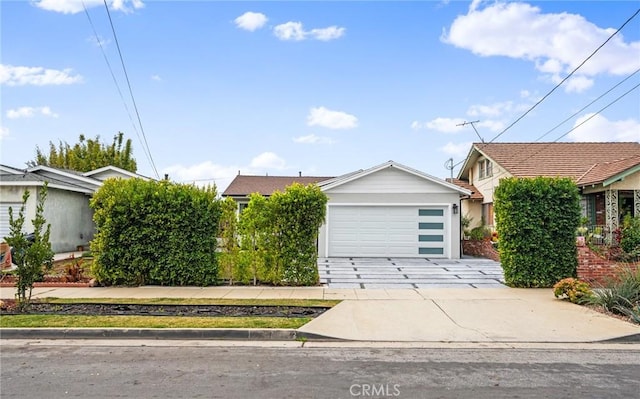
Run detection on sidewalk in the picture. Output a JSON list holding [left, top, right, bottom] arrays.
[[1, 286, 639, 343]]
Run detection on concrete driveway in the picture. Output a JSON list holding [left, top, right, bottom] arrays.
[[318, 257, 504, 289]]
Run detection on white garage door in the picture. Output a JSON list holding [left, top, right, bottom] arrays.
[[328, 206, 447, 258]]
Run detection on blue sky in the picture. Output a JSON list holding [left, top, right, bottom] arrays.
[[2, 0, 639, 192]]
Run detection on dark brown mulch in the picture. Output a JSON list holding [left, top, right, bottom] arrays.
[[0, 301, 328, 318]]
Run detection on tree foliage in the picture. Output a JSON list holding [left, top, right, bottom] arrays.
[[5, 184, 54, 310], [90, 179, 220, 286], [30, 132, 137, 173], [222, 184, 328, 286], [494, 177, 580, 287]]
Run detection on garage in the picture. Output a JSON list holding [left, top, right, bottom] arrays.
[[327, 205, 447, 258], [318, 161, 471, 259]]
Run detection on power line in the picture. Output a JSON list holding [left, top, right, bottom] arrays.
[[535, 67, 640, 142], [81, 1, 152, 170], [487, 7, 640, 143], [102, 0, 160, 179]]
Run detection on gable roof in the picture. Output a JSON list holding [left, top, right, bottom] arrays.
[[320, 160, 472, 195], [222, 175, 334, 197], [458, 142, 640, 186], [83, 165, 151, 181]]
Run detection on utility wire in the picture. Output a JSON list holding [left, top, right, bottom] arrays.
[[535, 67, 640, 142], [102, 0, 160, 179], [487, 7, 640, 143], [81, 1, 151, 170]]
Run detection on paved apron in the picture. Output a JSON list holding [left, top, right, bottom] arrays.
[[318, 257, 504, 289]]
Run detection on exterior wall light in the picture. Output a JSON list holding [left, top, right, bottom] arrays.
[[452, 204, 459, 214]]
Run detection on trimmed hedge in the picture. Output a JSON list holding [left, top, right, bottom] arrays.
[[494, 177, 580, 287], [90, 179, 220, 286], [221, 183, 328, 286]]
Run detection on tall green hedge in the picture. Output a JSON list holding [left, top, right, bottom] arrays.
[[225, 183, 327, 286], [90, 179, 220, 286], [494, 177, 580, 287]]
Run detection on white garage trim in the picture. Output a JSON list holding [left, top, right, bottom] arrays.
[[324, 203, 454, 258]]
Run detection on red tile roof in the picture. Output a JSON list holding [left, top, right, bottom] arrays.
[[222, 175, 334, 197], [472, 142, 640, 185], [446, 178, 483, 200]]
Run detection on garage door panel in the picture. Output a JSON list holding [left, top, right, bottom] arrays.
[[328, 205, 447, 258]]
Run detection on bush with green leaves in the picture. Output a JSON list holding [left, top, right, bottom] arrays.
[[619, 215, 640, 258], [90, 179, 220, 286], [585, 265, 640, 322], [553, 277, 592, 304], [235, 184, 327, 286], [5, 184, 54, 310], [494, 177, 580, 287]]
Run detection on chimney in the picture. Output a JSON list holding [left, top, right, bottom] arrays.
[[299, 171, 302, 177]]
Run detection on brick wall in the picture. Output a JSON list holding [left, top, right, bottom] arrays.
[[576, 245, 639, 284], [462, 239, 500, 262]]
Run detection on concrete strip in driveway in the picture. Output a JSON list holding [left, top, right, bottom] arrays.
[[298, 288, 640, 342]]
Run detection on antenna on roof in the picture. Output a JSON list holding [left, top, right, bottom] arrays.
[[457, 120, 484, 143], [444, 158, 454, 180], [299, 171, 302, 177]]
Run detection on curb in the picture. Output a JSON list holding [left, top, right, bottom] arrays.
[[0, 328, 342, 341], [596, 333, 640, 343]]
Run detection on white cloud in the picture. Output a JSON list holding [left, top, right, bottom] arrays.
[[309, 26, 345, 41], [307, 107, 358, 129], [274, 21, 345, 41], [151, 74, 162, 81], [7, 106, 59, 119], [234, 11, 268, 31], [568, 113, 640, 142], [274, 22, 306, 41], [477, 120, 505, 133], [0, 126, 9, 141], [467, 101, 513, 118], [440, 141, 473, 157], [442, 1, 640, 93], [86, 35, 110, 47], [0, 64, 83, 86], [293, 134, 335, 144], [34, 0, 144, 14], [412, 117, 466, 133], [250, 152, 287, 170]]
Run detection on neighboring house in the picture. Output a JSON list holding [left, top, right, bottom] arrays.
[[0, 164, 150, 252], [453, 142, 640, 237], [222, 161, 471, 259], [223, 173, 334, 213]]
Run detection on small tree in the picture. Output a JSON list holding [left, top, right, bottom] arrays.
[[5, 184, 54, 310], [238, 193, 271, 285]]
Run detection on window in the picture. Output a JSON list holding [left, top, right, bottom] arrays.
[[478, 159, 493, 179]]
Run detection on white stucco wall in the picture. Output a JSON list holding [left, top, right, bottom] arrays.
[[43, 188, 95, 253]]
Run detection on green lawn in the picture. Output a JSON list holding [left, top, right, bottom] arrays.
[[0, 315, 311, 329]]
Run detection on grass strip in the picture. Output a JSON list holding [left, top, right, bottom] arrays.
[[0, 315, 311, 329], [38, 298, 340, 307]]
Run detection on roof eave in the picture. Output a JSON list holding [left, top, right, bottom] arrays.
[[602, 164, 640, 187]]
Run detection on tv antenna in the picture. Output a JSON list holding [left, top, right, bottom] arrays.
[[444, 158, 454, 179], [457, 120, 484, 143]]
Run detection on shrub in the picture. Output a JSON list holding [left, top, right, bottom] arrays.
[[553, 277, 592, 304], [619, 215, 640, 258], [585, 265, 640, 320], [90, 179, 220, 286], [4, 184, 54, 310], [494, 177, 580, 287]]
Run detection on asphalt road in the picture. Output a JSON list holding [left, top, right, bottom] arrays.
[[1, 342, 639, 399]]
